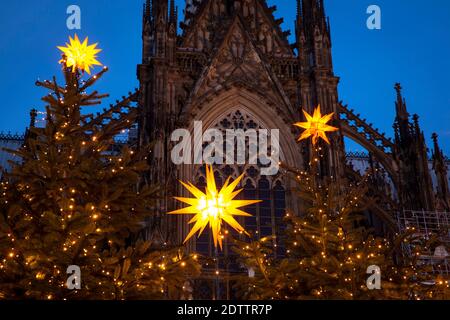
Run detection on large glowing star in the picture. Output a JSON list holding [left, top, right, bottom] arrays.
[[57, 34, 102, 75], [294, 105, 339, 145], [169, 165, 261, 250]]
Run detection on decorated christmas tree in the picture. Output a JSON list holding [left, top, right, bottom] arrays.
[[0, 35, 200, 300], [232, 107, 449, 300], [232, 168, 390, 299]]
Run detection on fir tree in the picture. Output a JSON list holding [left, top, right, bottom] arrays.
[[232, 162, 449, 300], [0, 55, 200, 300]]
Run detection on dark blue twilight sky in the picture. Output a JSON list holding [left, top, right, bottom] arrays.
[[0, 1, 449, 154]]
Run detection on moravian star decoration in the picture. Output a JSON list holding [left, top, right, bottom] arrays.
[[294, 105, 339, 145], [169, 165, 261, 250], [57, 34, 102, 75]]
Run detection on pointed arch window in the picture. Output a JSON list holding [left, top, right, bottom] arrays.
[[193, 110, 287, 259]]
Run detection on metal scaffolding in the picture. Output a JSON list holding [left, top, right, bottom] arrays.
[[396, 210, 450, 276]]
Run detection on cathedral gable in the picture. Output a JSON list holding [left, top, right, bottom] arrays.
[[186, 16, 295, 118], [181, 0, 293, 57]]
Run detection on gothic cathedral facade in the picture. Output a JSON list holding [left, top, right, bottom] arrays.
[[136, 0, 450, 291]]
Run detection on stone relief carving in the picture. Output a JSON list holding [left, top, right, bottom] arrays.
[[183, 0, 290, 55], [196, 25, 270, 97], [258, 23, 273, 54]]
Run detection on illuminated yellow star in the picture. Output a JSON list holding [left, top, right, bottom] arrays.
[[169, 165, 261, 249], [57, 34, 102, 75], [294, 105, 338, 145]]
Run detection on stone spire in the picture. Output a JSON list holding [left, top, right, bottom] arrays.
[[432, 133, 450, 210]]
